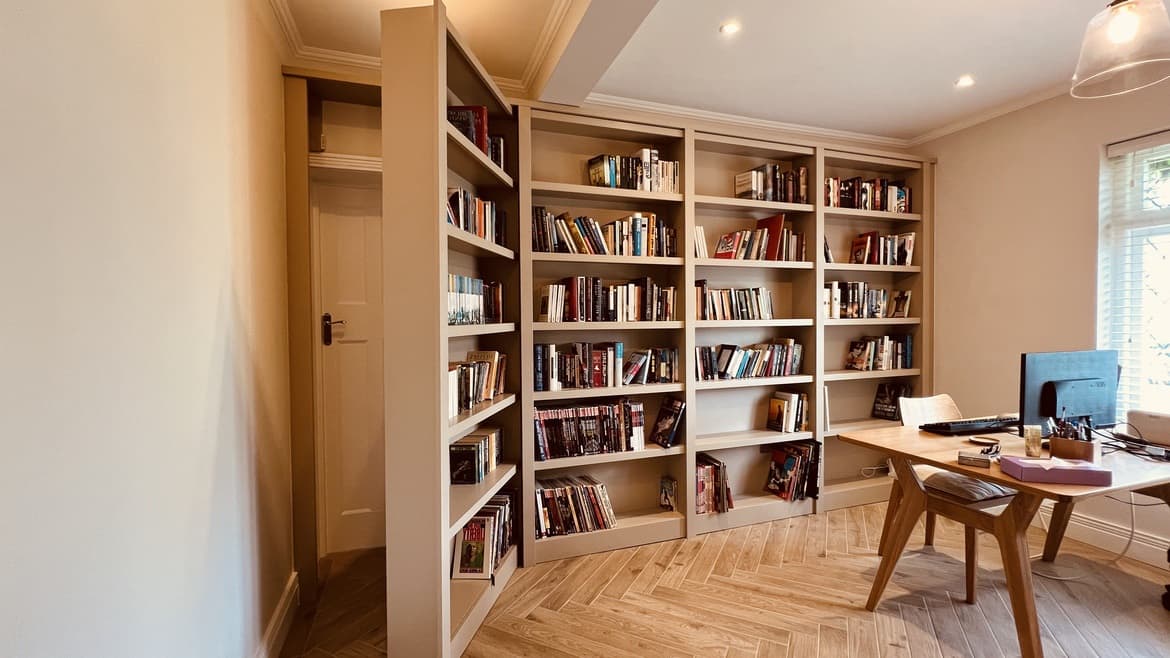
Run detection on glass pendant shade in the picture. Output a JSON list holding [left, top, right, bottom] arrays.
[[1071, 0, 1170, 98]]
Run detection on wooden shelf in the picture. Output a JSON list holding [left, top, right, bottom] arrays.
[[823, 317, 921, 327], [531, 252, 684, 266], [691, 493, 814, 535], [445, 123, 513, 188], [530, 180, 684, 204], [824, 207, 921, 222], [532, 509, 685, 563], [444, 322, 516, 338], [532, 321, 684, 331], [694, 258, 814, 270], [448, 463, 518, 537], [823, 368, 922, 382], [695, 429, 815, 452], [534, 444, 685, 471], [446, 394, 516, 443], [446, 224, 515, 259], [824, 263, 920, 273], [693, 375, 813, 390], [533, 382, 683, 402], [824, 417, 901, 437], [449, 544, 518, 654], [694, 195, 815, 214], [694, 318, 814, 328]]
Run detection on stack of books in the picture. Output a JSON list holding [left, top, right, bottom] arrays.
[[531, 207, 676, 257], [768, 392, 810, 433], [449, 427, 503, 485], [452, 492, 514, 580], [734, 164, 809, 203], [537, 276, 676, 323], [447, 105, 505, 168], [447, 187, 505, 246], [823, 282, 912, 319], [447, 350, 507, 419], [848, 231, 916, 266], [533, 399, 645, 461], [696, 214, 805, 261], [825, 176, 911, 213], [695, 282, 774, 321], [587, 148, 679, 193], [696, 453, 734, 514], [695, 340, 804, 381], [534, 476, 617, 538], [764, 441, 820, 501], [447, 275, 503, 326], [845, 335, 913, 371], [534, 343, 678, 391]]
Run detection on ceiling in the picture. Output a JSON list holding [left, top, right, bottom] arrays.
[[274, 0, 1121, 143], [594, 0, 1106, 141]]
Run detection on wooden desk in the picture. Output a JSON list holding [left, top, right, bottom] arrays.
[[838, 426, 1170, 658]]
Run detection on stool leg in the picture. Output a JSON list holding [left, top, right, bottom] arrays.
[[965, 525, 977, 604], [924, 512, 937, 547]]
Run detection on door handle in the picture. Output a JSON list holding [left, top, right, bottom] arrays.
[[322, 313, 346, 346]]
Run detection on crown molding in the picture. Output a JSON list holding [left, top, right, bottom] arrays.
[[584, 93, 913, 149], [906, 83, 1070, 147]]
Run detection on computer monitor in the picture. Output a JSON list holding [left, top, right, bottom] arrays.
[[1019, 349, 1119, 436]]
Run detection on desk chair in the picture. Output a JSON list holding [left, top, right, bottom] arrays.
[[877, 394, 1016, 602]]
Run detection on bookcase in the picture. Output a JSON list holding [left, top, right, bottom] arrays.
[[381, 4, 521, 656], [379, 4, 931, 652], [517, 108, 934, 562]]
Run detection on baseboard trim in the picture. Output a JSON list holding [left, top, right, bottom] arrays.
[[1036, 503, 1170, 571], [255, 571, 300, 658], [818, 478, 892, 512]]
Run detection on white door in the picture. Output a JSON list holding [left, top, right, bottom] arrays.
[[312, 179, 385, 555]]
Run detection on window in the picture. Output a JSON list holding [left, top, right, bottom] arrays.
[[1099, 133, 1170, 421]]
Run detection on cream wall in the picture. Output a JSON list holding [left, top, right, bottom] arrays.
[[920, 82, 1170, 564], [0, 0, 295, 656]]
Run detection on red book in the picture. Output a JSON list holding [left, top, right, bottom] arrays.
[[755, 213, 787, 260], [713, 232, 740, 259], [448, 105, 489, 153], [591, 350, 605, 388]]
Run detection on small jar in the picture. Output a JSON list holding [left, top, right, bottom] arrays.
[[1023, 425, 1044, 457]]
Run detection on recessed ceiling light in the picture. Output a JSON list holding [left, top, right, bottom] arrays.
[[719, 22, 741, 35], [955, 74, 976, 88]]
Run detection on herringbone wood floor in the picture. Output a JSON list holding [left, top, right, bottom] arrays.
[[283, 503, 1170, 657]]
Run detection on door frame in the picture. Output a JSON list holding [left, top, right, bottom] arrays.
[[308, 168, 382, 558]]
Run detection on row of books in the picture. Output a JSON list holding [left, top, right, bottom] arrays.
[[765, 441, 820, 501], [447, 187, 505, 247], [447, 351, 508, 419], [446, 105, 505, 168], [587, 148, 680, 193], [825, 176, 912, 213], [695, 214, 805, 262], [695, 340, 804, 381], [823, 282, 912, 319], [533, 343, 679, 391], [447, 275, 503, 326], [734, 164, 810, 204], [531, 207, 677, 257], [449, 426, 503, 485], [452, 492, 514, 580], [695, 282, 775, 321], [845, 334, 913, 371], [536, 276, 676, 323], [534, 476, 617, 538], [848, 231, 916, 266], [533, 400, 645, 461], [696, 453, 735, 514], [768, 391, 810, 434]]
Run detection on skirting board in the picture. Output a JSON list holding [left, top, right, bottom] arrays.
[[1035, 503, 1170, 571], [254, 571, 301, 658], [818, 478, 892, 512]]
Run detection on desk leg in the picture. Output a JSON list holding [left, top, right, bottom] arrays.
[[993, 492, 1044, 658], [1040, 499, 1074, 562], [866, 457, 925, 611]]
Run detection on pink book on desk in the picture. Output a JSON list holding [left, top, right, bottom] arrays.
[[999, 456, 1112, 486]]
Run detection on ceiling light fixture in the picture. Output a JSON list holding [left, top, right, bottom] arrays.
[[1071, 0, 1170, 98], [955, 74, 976, 89], [719, 22, 740, 35]]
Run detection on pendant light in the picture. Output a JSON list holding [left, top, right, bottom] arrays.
[[1071, 0, 1170, 98]]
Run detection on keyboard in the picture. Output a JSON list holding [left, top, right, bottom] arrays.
[[920, 415, 1020, 436]]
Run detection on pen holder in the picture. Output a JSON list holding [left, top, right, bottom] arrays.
[[1049, 437, 1098, 462]]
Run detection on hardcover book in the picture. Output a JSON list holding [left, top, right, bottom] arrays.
[[871, 382, 912, 420], [453, 515, 495, 579], [649, 397, 686, 448]]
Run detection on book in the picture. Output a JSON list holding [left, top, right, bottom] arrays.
[[586, 149, 679, 192], [872, 382, 912, 420], [713, 232, 739, 259], [453, 515, 494, 579], [649, 397, 686, 448], [694, 226, 709, 258], [447, 105, 489, 153], [824, 237, 835, 263], [767, 391, 808, 433], [659, 476, 678, 511], [449, 442, 482, 485], [696, 452, 735, 514], [849, 235, 871, 265], [534, 475, 617, 537], [764, 440, 819, 501], [891, 290, 912, 318]]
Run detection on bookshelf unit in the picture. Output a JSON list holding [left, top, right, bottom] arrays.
[[517, 108, 933, 561], [381, 4, 520, 656]]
